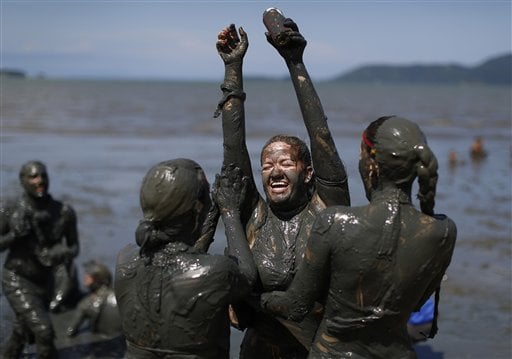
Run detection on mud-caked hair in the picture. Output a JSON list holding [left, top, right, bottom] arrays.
[[136, 158, 211, 252], [362, 116, 438, 215], [83, 260, 112, 289], [261, 135, 312, 169], [19, 160, 47, 182]]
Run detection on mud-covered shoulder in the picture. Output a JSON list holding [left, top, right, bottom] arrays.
[[115, 243, 140, 280]]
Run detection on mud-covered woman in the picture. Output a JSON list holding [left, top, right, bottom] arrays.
[[114, 159, 257, 358], [215, 13, 350, 358], [261, 116, 457, 358]]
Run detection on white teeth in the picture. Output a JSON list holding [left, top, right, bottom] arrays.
[[271, 181, 287, 188]]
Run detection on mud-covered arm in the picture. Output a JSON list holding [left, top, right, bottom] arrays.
[[194, 204, 220, 253], [0, 207, 15, 251], [62, 205, 79, 258], [266, 19, 350, 206], [216, 24, 260, 223], [66, 298, 89, 336], [0, 207, 31, 251], [44, 205, 79, 263], [415, 216, 457, 311], [0, 231, 16, 251], [261, 214, 331, 321], [212, 164, 258, 289]]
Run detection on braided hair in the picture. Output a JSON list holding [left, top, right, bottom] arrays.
[[362, 116, 438, 216]]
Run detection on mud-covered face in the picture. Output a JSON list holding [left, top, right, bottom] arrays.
[[21, 163, 49, 198], [261, 141, 312, 211]]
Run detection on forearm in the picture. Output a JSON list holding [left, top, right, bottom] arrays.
[[222, 210, 257, 287], [65, 231, 79, 258], [261, 285, 315, 322], [219, 63, 260, 218], [219, 63, 250, 171], [194, 204, 220, 253], [0, 232, 16, 251], [66, 311, 85, 336]]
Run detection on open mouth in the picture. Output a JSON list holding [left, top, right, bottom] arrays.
[[34, 185, 46, 194], [270, 181, 288, 194]]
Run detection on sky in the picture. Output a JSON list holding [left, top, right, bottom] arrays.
[[1, 0, 511, 81]]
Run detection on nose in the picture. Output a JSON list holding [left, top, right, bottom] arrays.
[[270, 165, 284, 177], [34, 174, 44, 184]]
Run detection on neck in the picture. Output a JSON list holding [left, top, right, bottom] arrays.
[[270, 198, 309, 220], [370, 183, 412, 205], [23, 192, 50, 210]]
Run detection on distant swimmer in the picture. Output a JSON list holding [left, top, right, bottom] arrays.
[[470, 136, 487, 160], [448, 150, 459, 167]]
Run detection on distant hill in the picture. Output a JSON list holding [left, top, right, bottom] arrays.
[[0, 69, 26, 78], [333, 54, 511, 85]]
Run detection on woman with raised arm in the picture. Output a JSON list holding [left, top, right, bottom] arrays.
[[262, 116, 457, 358], [215, 11, 349, 358]]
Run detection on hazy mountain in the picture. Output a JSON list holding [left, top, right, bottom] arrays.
[[333, 53, 511, 85]]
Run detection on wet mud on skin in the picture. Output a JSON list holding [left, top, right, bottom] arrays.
[[1, 81, 511, 358]]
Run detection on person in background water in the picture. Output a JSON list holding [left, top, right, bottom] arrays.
[[0, 160, 80, 358], [114, 159, 257, 358], [215, 11, 350, 358], [261, 116, 457, 358], [66, 260, 122, 338], [470, 136, 487, 160], [448, 150, 460, 168]]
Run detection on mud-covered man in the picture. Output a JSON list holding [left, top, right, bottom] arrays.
[[1, 160, 80, 358]]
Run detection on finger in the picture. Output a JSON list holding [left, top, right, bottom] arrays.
[[239, 26, 248, 45], [217, 29, 229, 41], [228, 24, 238, 39], [264, 32, 275, 46], [283, 18, 299, 32]]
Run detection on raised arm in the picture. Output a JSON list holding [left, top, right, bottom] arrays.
[[212, 164, 257, 288], [264, 11, 350, 206], [215, 25, 259, 222]]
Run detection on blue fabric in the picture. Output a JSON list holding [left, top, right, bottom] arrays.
[[408, 297, 434, 325]]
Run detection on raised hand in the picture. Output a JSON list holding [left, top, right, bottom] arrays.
[[265, 18, 306, 64], [216, 24, 248, 65], [212, 164, 248, 215]]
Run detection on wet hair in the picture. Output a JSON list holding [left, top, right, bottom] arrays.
[[362, 116, 438, 216], [19, 160, 47, 181], [260, 135, 312, 169], [136, 158, 211, 252], [83, 260, 112, 289]]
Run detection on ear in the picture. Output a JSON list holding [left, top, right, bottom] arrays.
[[304, 166, 314, 184], [369, 158, 380, 189]]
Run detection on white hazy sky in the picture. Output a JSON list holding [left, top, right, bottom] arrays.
[[2, 0, 511, 80]]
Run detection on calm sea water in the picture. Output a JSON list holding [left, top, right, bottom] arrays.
[[1, 78, 511, 358]]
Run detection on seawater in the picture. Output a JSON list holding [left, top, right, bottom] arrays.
[[1, 78, 511, 358]]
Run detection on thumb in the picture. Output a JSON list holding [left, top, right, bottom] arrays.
[[239, 26, 249, 49]]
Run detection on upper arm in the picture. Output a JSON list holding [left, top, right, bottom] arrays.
[[315, 177, 350, 207], [63, 205, 79, 250]]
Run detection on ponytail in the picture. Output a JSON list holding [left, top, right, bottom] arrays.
[[415, 144, 438, 216]]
